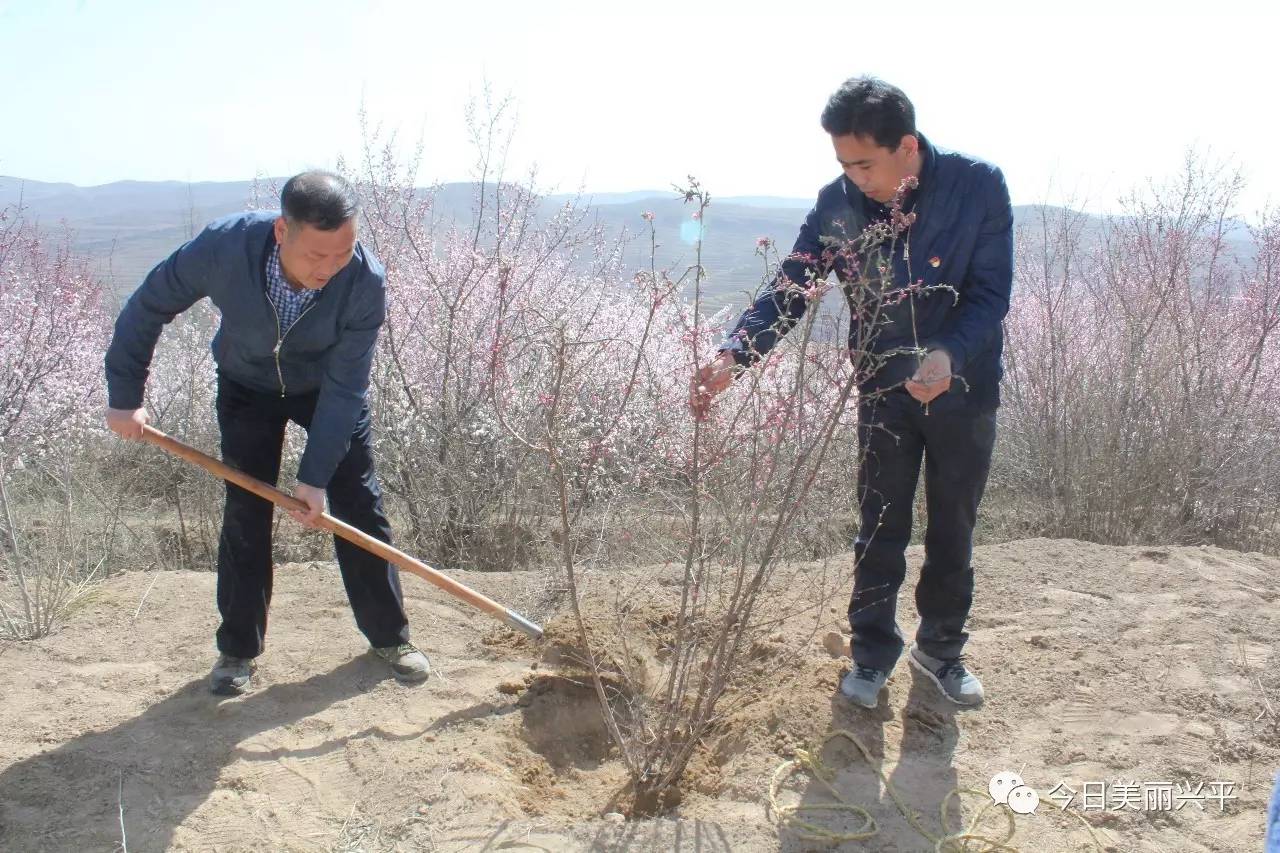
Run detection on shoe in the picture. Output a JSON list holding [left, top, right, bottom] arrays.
[[840, 663, 890, 708], [372, 642, 431, 683], [209, 654, 254, 695], [908, 644, 984, 706]]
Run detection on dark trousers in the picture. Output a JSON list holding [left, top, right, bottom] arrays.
[[214, 373, 410, 658], [848, 391, 997, 671]]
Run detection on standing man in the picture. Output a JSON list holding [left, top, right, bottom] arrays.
[[691, 77, 1013, 708], [105, 171, 429, 695]]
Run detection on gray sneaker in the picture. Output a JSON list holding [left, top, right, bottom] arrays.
[[372, 643, 431, 683], [908, 644, 984, 706], [840, 663, 890, 708], [209, 654, 254, 695]]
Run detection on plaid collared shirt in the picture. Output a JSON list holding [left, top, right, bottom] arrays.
[[265, 244, 318, 335]]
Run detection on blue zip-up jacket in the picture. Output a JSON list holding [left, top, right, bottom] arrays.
[[104, 211, 387, 488], [723, 134, 1013, 411]]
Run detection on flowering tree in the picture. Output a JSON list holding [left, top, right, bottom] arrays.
[[0, 206, 111, 639], [346, 100, 617, 567], [0, 207, 108, 461], [1000, 153, 1280, 549]]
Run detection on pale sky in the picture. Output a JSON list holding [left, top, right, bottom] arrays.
[[0, 0, 1275, 215]]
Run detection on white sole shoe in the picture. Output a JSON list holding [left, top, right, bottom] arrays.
[[908, 647, 983, 706]]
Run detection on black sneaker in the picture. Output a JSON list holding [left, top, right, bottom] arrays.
[[209, 654, 254, 695], [908, 644, 984, 706], [372, 643, 431, 683], [840, 663, 890, 708]]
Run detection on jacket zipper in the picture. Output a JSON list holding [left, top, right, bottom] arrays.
[[264, 290, 320, 398]]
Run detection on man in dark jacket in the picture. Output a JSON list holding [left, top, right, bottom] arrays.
[[692, 77, 1013, 708], [104, 171, 429, 694]]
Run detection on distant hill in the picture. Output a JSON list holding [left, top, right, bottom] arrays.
[[0, 176, 1257, 317], [0, 176, 826, 312], [0, 176, 266, 310]]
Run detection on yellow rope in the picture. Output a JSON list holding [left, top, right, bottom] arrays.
[[768, 729, 1106, 852]]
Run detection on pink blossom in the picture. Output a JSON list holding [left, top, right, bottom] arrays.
[[0, 213, 109, 459]]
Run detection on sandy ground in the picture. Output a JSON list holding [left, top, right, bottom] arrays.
[[1, 538, 1276, 852]]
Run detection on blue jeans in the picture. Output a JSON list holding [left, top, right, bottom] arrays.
[[848, 390, 997, 671]]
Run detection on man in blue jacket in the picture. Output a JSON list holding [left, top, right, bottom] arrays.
[[692, 77, 1013, 709], [104, 171, 429, 694]]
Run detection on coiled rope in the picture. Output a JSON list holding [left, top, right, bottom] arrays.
[[769, 729, 1106, 852]]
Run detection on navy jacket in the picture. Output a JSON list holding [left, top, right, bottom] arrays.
[[104, 212, 387, 488], [723, 135, 1013, 411]]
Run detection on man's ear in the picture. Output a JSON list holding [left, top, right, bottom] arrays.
[[898, 134, 919, 158], [273, 216, 289, 244]]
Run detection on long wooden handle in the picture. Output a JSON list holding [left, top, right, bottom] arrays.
[[140, 425, 543, 639]]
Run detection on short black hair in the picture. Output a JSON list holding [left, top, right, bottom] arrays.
[[280, 170, 359, 230], [820, 77, 916, 150]]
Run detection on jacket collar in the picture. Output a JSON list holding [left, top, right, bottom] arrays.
[[915, 132, 936, 199]]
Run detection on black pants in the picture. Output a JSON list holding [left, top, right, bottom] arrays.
[[848, 391, 997, 671], [214, 373, 410, 658]]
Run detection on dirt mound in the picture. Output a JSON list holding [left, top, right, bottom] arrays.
[[0, 540, 1276, 851]]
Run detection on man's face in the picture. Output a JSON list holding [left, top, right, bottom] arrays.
[[832, 133, 919, 203], [273, 217, 357, 290]]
